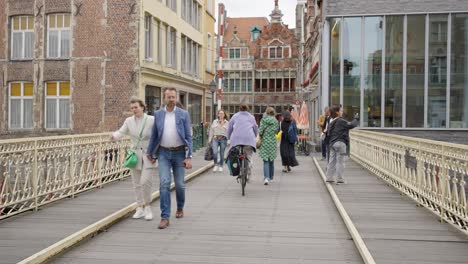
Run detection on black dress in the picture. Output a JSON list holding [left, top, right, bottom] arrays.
[[280, 121, 299, 167]]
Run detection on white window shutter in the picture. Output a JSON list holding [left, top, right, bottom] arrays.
[[59, 99, 70, 128], [24, 32, 34, 59], [46, 99, 57, 128]]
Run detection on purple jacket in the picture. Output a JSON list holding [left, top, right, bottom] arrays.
[[227, 111, 258, 148]]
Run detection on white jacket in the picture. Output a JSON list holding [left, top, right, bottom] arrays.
[[113, 114, 156, 170]]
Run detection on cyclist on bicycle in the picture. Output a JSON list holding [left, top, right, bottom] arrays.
[[226, 104, 258, 180]]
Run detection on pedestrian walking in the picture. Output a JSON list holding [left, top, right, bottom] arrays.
[[147, 87, 193, 229], [280, 110, 299, 172], [258, 107, 279, 185], [209, 109, 229, 173], [111, 97, 156, 221], [317, 106, 330, 161], [325, 104, 359, 184]]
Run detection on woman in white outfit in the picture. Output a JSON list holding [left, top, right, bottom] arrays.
[[112, 97, 156, 220]]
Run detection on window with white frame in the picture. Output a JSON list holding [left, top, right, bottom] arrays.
[[207, 0, 213, 15], [269, 47, 282, 58], [229, 48, 240, 59], [207, 34, 212, 71], [45, 81, 70, 129], [47, 14, 71, 58], [166, 26, 177, 68], [182, 35, 200, 77], [167, 0, 177, 12], [11, 16, 34, 60], [144, 15, 153, 60], [182, 0, 201, 30], [157, 21, 162, 64], [9, 82, 34, 129]]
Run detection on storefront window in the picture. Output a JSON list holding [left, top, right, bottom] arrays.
[[385, 16, 404, 127], [363, 16, 383, 127], [330, 18, 341, 106], [343, 17, 361, 120], [406, 15, 425, 127], [428, 14, 448, 128], [188, 93, 202, 124], [450, 13, 468, 128]]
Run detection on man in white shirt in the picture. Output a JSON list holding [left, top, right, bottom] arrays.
[[147, 87, 193, 229]]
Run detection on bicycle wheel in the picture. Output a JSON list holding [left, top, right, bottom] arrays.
[[241, 159, 247, 196]]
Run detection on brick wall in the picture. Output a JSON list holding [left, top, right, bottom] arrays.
[[0, 0, 140, 137], [326, 0, 468, 16]]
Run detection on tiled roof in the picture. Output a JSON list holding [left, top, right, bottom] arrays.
[[224, 17, 270, 43]]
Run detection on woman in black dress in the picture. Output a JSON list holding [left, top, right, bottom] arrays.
[[280, 110, 299, 172]]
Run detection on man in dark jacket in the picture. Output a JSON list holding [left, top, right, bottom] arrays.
[[324, 104, 359, 184]]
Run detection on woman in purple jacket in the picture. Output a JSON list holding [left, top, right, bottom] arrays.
[[227, 104, 259, 179]]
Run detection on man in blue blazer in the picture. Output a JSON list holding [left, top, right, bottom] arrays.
[[147, 87, 193, 229]]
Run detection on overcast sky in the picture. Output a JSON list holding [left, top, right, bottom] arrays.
[[215, 0, 298, 30]]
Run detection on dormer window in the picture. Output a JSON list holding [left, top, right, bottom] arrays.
[[250, 25, 262, 41], [269, 47, 282, 58]]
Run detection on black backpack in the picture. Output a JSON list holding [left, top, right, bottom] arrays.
[[226, 147, 240, 176]]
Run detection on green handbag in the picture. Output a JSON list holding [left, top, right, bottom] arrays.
[[124, 115, 147, 169]]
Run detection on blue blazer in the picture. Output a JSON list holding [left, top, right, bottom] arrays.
[[147, 107, 193, 159]]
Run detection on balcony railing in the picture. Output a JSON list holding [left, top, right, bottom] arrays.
[[350, 130, 468, 234], [0, 133, 131, 220]]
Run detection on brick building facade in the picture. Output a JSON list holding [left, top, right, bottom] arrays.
[[217, 1, 299, 122], [0, 0, 140, 138]]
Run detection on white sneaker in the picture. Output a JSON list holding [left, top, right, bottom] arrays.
[[213, 165, 218, 172], [132, 207, 145, 219], [144, 206, 153, 221], [269, 178, 274, 183], [219, 167, 223, 172], [264, 179, 269, 185]]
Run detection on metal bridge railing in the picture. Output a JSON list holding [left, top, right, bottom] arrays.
[[0, 133, 131, 220], [350, 130, 468, 234]]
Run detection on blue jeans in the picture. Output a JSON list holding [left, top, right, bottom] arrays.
[[212, 138, 227, 166], [158, 148, 186, 220], [263, 160, 274, 180], [321, 138, 327, 158]]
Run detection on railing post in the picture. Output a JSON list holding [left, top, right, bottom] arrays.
[[98, 136, 103, 188], [33, 140, 38, 211], [70, 137, 76, 198]]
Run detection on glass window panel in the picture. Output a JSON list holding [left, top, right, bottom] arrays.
[[450, 13, 468, 128], [20, 16, 27, 30], [61, 30, 70, 57], [47, 82, 57, 96], [343, 17, 361, 121], [363, 16, 383, 127], [428, 14, 448, 128], [23, 99, 33, 128], [46, 99, 57, 128], [60, 82, 70, 96], [57, 15, 63, 28], [406, 15, 426, 127], [48, 30, 59, 58], [24, 83, 33, 96], [64, 15, 70, 28], [49, 15, 56, 28], [24, 32, 34, 59], [10, 83, 21, 96], [59, 99, 70, 128], [13, 17, 20, 30], [12, 32, 22, 59], [28, 16, 33, 30], [385, 16, 404, 127], [10, 99, 21, 129], [330, 18, 341, 106]]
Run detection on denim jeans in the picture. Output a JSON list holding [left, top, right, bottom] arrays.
[[212, 138, 227, 166], [326, 141, 347, 182], [158, 147, 186, 220], [263, 160, 274, 180], [321, 138, 327, 158]]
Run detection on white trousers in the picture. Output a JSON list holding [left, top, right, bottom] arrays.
[[130, 167, 155, 206]]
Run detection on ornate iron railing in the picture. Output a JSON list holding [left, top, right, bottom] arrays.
[[0, 133, 131, 220], [350, 130, 468, 234]]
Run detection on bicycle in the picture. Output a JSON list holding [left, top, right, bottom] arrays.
[[236, 145, 250, 196]]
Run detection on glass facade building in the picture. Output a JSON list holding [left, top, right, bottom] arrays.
[[325, 13, 468, 128]]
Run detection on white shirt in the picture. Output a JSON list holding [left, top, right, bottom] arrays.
[[160, 106, 185, 147]]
